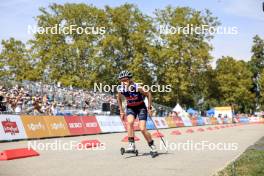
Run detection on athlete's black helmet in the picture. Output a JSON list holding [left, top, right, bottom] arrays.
[[118, 70, 133, 79]]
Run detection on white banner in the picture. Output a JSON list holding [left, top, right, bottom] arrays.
[[203, 117, 210, 125], [152, 117, 169, 129], [96, 116, 125, 133], [180, 112, 192, 126], [0, 115, 27, 141], [216, 118, 223, 124], [214, 106, 232, 122], [249, 117, 261, 122]]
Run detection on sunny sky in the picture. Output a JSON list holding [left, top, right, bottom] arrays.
[[0, 0, 263, 65]]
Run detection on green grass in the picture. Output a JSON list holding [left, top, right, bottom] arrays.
[[215, 149, 264, 176]]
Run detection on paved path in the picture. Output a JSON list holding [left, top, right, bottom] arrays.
[[1, 123, 263, 176]]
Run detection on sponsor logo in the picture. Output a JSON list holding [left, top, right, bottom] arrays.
[[69, 123, 82, 128], [161, 119, 166, 126], [28, 122, 45, 131], [2, 118, 19, 135], [85, 122, 97, 128], [51, 123, 65, 130], [155, 120, 160, 126]]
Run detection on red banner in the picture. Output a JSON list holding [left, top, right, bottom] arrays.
[[174, 117, 184, 127], [191, 118, 197, 126], [64, 116, 85, 135], [80, 116, 101, 134], [210, 117, 218, 125]]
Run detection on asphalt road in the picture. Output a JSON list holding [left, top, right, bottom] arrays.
[[1, 123, 264, 176]]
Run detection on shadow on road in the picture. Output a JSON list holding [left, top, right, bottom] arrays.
[[124, 152, 172, 159]]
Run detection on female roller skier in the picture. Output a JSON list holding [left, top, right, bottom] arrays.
[[117, 70, 158, 156]]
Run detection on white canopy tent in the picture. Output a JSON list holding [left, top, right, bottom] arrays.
[[173, 103, 184, 113]]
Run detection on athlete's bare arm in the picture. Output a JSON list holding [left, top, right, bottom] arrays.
[[138, 87, 153, 116], [117, 92, 125, 120]]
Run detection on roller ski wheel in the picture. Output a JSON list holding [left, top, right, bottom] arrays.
[[150, 151, 158, 158], [120, 147, 125, 155], [120, 147, 138, 156]]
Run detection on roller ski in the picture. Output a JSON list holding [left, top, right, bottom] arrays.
[[149, 142, 158, 158], [120, 142, 138, 156], [117, 71, 162, 158]]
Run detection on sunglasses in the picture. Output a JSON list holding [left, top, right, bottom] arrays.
[[120, 78, 129, 82]]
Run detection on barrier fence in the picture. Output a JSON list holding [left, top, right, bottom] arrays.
[[0, 115, 263, 142]]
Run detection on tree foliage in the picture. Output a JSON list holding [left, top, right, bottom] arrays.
[[215, 57, 255, 112], [0, 3, 262, 113]]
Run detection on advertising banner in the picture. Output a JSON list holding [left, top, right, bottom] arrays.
[[64, 116, 85, 135], [239, 117, 249, 123], [21, 115, 50, 138], [152, 117, 168, 129], [196, 117, 204, 126], [165, 117, 177, 128], [146, 117, 155, 130], [214, 106, 232, 122], [191, 118, 197, 126], [222, 117, 230, 124], [43, 116, 70, 137], [210, 117, 218, 125], [216, 118, 223, 124], [96, 116, 126, 133], [0, 115, 27, 141], [109, 116, 126, 132], [122, 117, 140, 131], [180, 112, 192, 126], [174, 117, 185, 127], [234, 117, 239, 123], [249, 117, 260, 123], [202, 117, 210, 125], [81, 116, 101, 134]]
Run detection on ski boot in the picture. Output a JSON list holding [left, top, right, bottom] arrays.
[[149, 142, 158, 158], [120, 142, 138, 156]]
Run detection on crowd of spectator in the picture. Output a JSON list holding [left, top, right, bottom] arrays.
[[0, 81, 116, 115]]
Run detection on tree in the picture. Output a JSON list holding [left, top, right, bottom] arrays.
[[30, 3, 155, 90], [98, 3, 155, 86], [249, 35, 264, 76], [215, 57, 255, 113], [259, 70, 264, 108], [152, 7, 219, 107], [30, 3, 108, 87], [4, 3, 257, 111], [0, 38, 36, 81], [248, 35, 264, 110]]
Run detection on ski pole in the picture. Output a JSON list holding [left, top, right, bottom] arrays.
[[149, 115, 168, 152]]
